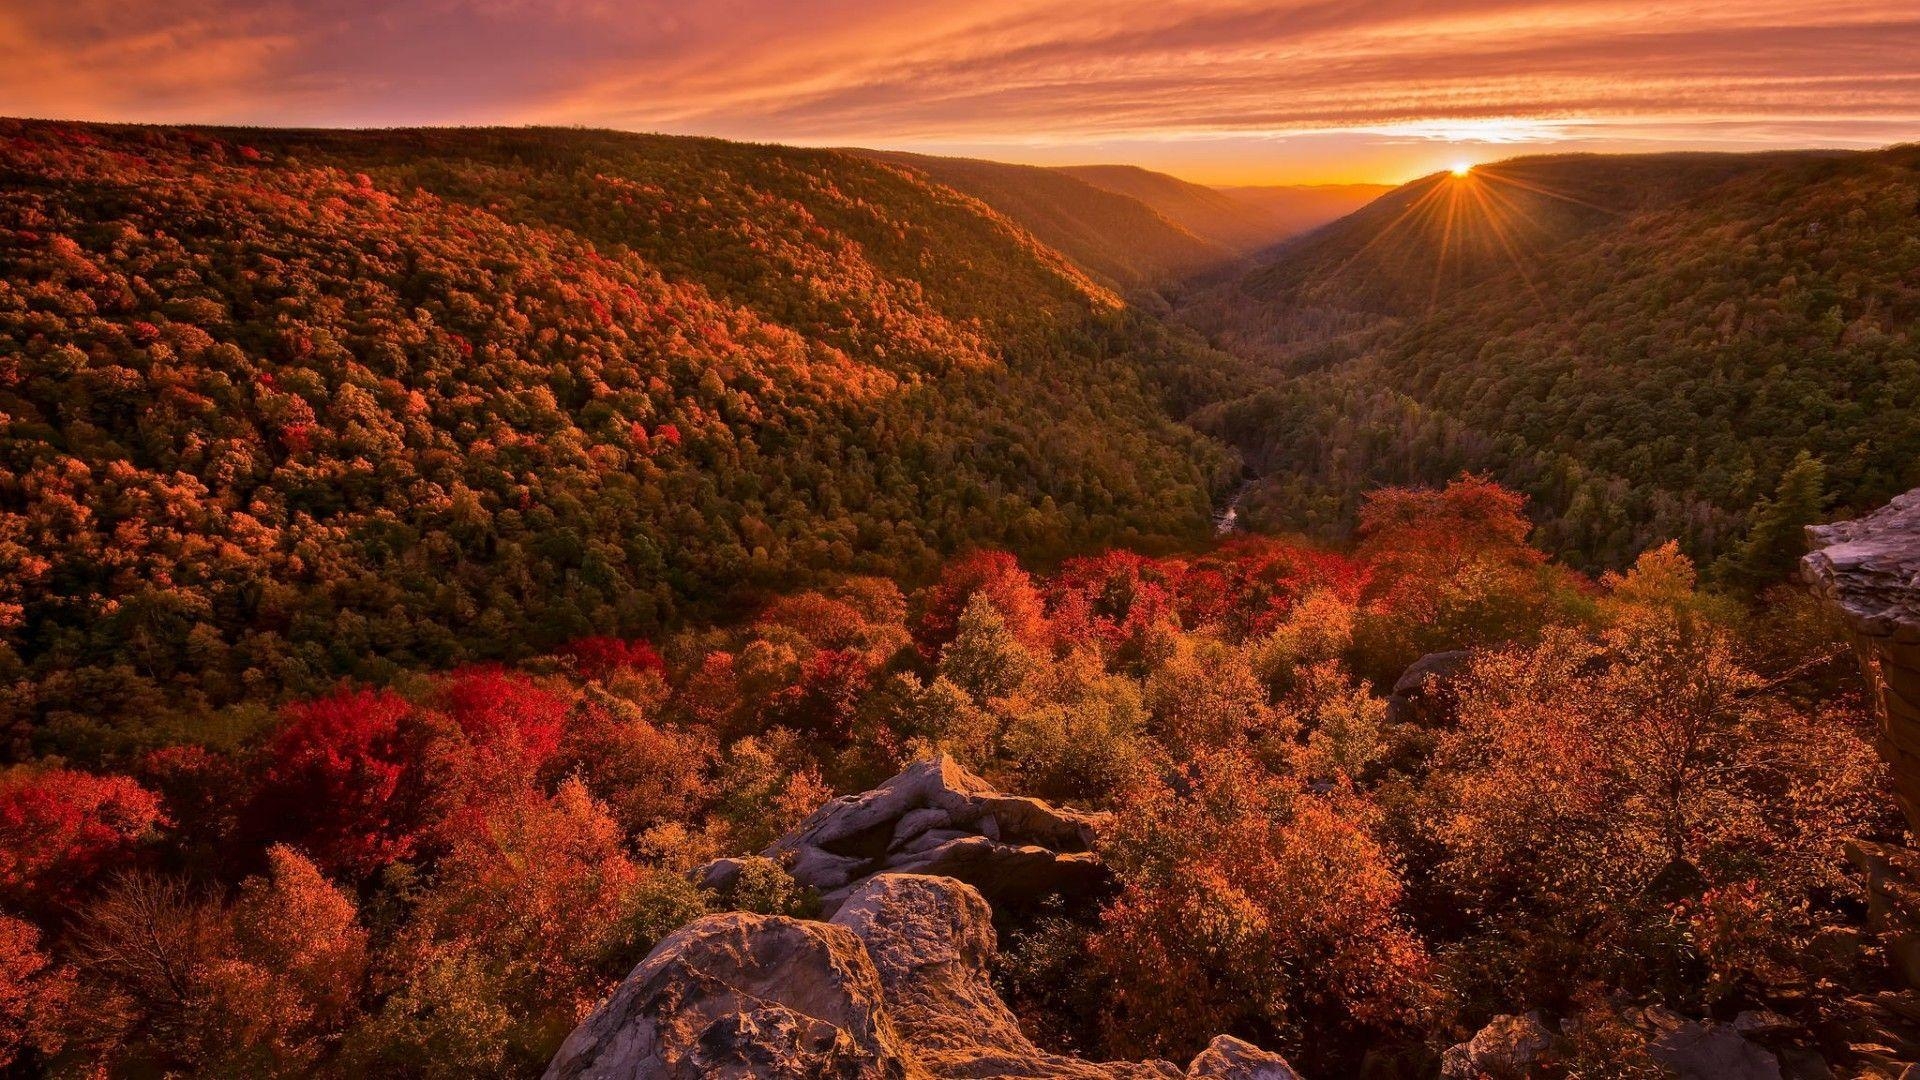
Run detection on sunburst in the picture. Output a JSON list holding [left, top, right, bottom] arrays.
[[1330, 158, 1625, 315]]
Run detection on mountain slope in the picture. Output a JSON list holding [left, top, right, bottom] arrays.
[[0, 119, 1233, 751], [1182, 152, 1819, 363], [1184, 147, 1920, 567], [1059, 164, 1386, 252], [860, 150, 1230, 293]]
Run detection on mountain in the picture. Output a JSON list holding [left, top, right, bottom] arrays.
[[0, 119, 1236, 751], [1059, 164, 1387, 253], [860, 150, 1231, 293], [1211, 182, 1395, 243], [853, 153, 1391, 299], [1181, 152, 1819, 362], [1181, 147, 1920, 567]]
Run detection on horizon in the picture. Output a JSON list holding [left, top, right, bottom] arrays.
[[0, 113, 1900, 191], [4, 0, 1916, 185]]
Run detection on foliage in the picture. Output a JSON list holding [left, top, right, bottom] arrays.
[[1186, 148, 1920, 570], [0, 768, 166, 916], [0, 462, 1895, 1077], [0, 119, 1233, 761]]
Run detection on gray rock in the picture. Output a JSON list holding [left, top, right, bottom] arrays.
[[1440, 1011, 1553, 1079], [766, 756, 1109, 915], [1186, 1035, 1302, 1079], [548, 873, 1302, 1080], [1387, 650, 1473, 726], [1804, 488, 1920, 644], [1646, 1017, 1782, 1080], [542, 912, 909, 1080]]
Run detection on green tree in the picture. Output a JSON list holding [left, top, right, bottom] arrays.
[[1716, 451, 1826, 594]]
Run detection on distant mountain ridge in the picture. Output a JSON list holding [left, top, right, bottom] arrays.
[[1185, 151, 1830, 361], [1059, 164, 1389, 254], [862, 149, 1228, 294], [857, 150, 1385, 295]]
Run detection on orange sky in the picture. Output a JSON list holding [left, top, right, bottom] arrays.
[[2, 0, 1916, 184]]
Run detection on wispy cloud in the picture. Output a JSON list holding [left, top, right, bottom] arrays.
[[1, 0, 1914, 182]]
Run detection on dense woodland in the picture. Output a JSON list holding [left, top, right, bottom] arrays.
[[0, 120, 1244, 759], [0, 478, 1895, 1077], [1182, 149, 1920, 574], [0, 120, 1915, 1079]]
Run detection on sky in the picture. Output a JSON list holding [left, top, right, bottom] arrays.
[[2, 0, 1916, 185]]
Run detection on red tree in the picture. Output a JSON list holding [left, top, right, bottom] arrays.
[[253, 688, 428, 879], [0, 769, 166, 914], [556, 637, 666, 682], [913, 550, 1050, 656]]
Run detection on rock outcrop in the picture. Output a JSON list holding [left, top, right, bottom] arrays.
[[546, 872, 1301, 1080], [1805, 489, 1920, 991], [1385, 650, 1472, 727], [1642, 1007, 1784, 1080], [1804, 488, 1920, 830], [1439, 1012, 1553, 1079], [756, 756, 1110, 915], [543, 912, 906, 1080]]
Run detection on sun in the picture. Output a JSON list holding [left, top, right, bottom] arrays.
[[1451, 161, 1473, 177]]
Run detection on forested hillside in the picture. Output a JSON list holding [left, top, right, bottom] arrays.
[[856, 151, 1385, 299], [1058, 164, 1387, 254], [0, 120, 1238, 757], [858, 150, 1233, 293], [1182, 148, 1920, 573]]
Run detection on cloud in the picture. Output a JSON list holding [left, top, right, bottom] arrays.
[[0, 0, 1914, 181]]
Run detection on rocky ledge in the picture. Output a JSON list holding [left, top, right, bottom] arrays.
[[1805, 488, 1920, 990], [701, 756, 1110, 917], [544, 872, 1299, 1080]]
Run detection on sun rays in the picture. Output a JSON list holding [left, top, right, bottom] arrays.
[[1322, 156, 1625, 314]]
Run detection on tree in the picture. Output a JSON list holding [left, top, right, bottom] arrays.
[[0, 915, 71, 1069], [251, 689, 428, 879], [1141, 634, 1283, 763], [1090, 755, 1429, 1068], [1716, 450, 1827, 594], [0, 768, 166, 915], [914, 551, 1051, 656], [230, 846, 368, 1036], [939, 594, 1041, 706]]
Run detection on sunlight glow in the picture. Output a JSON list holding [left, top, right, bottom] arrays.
[[1451, 162, 1472, 177]]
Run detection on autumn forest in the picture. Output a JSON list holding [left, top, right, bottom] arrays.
[[1, 112, 1918, 1080]]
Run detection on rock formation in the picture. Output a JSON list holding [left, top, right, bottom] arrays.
[[1641, 1007, 1783, 1080], [724, 756, 1111, 916], [1439, 1012, 1553, 1078], [1385, 649, 1472, 727], [1804, 487, 1920, 829], [545, 872, 1301, 1080], [1804, 488, 1920, 987]]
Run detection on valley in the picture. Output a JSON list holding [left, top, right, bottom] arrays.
[[2, 116, 1918, 1080]]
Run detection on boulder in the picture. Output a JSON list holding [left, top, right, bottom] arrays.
[[1186, 1035, 1304, 1079], [548, 873, 1304, 1080], [765, 756, 1110, 915], [1440, 1011, 1554, 1079], [542, 912, 911, 1080], [1806, 490, 1920, 989], [1644, 1011, 1782, 1080], [1386, 650, 1472, 726]]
